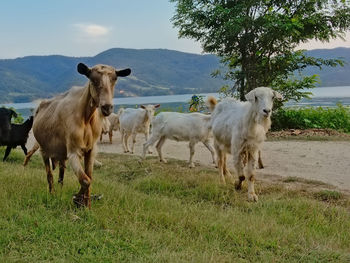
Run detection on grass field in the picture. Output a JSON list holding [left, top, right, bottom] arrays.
[[0, 149, 349, 262]]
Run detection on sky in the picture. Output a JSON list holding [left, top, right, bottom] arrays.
[[0, 0, 349, 59]]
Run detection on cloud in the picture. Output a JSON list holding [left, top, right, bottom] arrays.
[[74, 23, 111, 38]]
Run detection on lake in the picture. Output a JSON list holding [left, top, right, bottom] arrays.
[[2, 86, 350, 119]]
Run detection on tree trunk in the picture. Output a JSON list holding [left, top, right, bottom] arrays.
[[239, 78, 245, 101]]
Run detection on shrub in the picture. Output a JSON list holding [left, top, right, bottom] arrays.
[[271, 104, 350, 132]]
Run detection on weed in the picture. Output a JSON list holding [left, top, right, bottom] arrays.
[[314, 190, 343, 202]]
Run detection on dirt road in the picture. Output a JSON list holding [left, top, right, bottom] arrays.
[[27, 132, 350, 192]]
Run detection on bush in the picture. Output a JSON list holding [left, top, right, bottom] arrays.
[[271, 104, 350, 132]]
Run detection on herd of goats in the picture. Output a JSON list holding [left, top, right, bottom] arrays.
[[0, 63, 282, 208]]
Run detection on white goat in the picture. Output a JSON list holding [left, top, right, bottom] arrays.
[[208, 87, 282, 201], [100, 112, 120, 143], [100, 117, 111, 142], [142, 112, 216, 168], [119, 104, 160, 153]]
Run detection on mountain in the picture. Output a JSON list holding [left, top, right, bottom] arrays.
[[0, 48, 226, 103], [0, 47, 349, 103], [305, 47, 350, 87]]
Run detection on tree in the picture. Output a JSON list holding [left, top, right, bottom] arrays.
[[171, 0, 350, 102]]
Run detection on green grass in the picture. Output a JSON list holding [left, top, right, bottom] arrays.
[[0, 149, 350, 262], [282, 176, 329, 186], [314, 190, 343, 202]]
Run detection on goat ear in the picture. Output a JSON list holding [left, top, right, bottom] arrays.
[[154, 104, 160, 108], [77, 63, 91, 78], [116, 68, 131, 77], [140, 105, 146, 109], [11, 110, 17, 118], [245, 90, 256, 102], [273, 91, 283, 101]]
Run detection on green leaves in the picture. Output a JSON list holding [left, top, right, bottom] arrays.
[[171, 0, 350, 103], [271, 104, 350, 132]]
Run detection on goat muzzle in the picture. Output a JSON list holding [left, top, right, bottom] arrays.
[[262, 109, 271, 117], [101, 104, 113, 116]]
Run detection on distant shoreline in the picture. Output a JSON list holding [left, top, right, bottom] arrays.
[[2, 86, 350, 109], [2, 87, 350, 120]]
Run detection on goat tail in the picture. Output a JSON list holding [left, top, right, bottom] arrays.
[[206, 96, 217, 112]]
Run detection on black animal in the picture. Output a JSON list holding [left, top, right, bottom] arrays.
[[2, 116, 34, 161], [0, 108, 17, 144]]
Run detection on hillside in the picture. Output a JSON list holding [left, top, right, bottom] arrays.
[[0, 47, 350, 103], [306, 47, 350, 87], [0, 49, 226, 103]]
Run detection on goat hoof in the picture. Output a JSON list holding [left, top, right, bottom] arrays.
[[189, 163, 195, 168], [73, 194, 84, 208], [72, 194, 91, 208], [160, 159, 167, 164], [234, 181, 242, 190], [248, 193, 258, 202], [23, 158, 29, 166]]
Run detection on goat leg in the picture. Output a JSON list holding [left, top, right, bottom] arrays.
[[109, 131, 113, 144], [233, 156, 245, 190], [58, 161, 66, 186], [23, 142, 40, 166], [3, 146, 12, 161], [43, 157, 54, 193], [69, 153, 91, 208], [20, 144, 28, 155], [258, 150, 264, 169]]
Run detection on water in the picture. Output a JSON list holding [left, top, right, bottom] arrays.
[[2, 87, 350, 119], [1, 93, 219, 110]]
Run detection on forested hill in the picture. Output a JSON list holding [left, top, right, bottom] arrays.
[[305, 47, 350, 87], [0, 47, 349, 103], [0, 48, 225, 103]]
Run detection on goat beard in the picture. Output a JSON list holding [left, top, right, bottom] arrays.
[[254, 112, 271, 131]]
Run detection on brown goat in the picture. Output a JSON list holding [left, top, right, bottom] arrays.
[[32, 63, 131, 208]]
